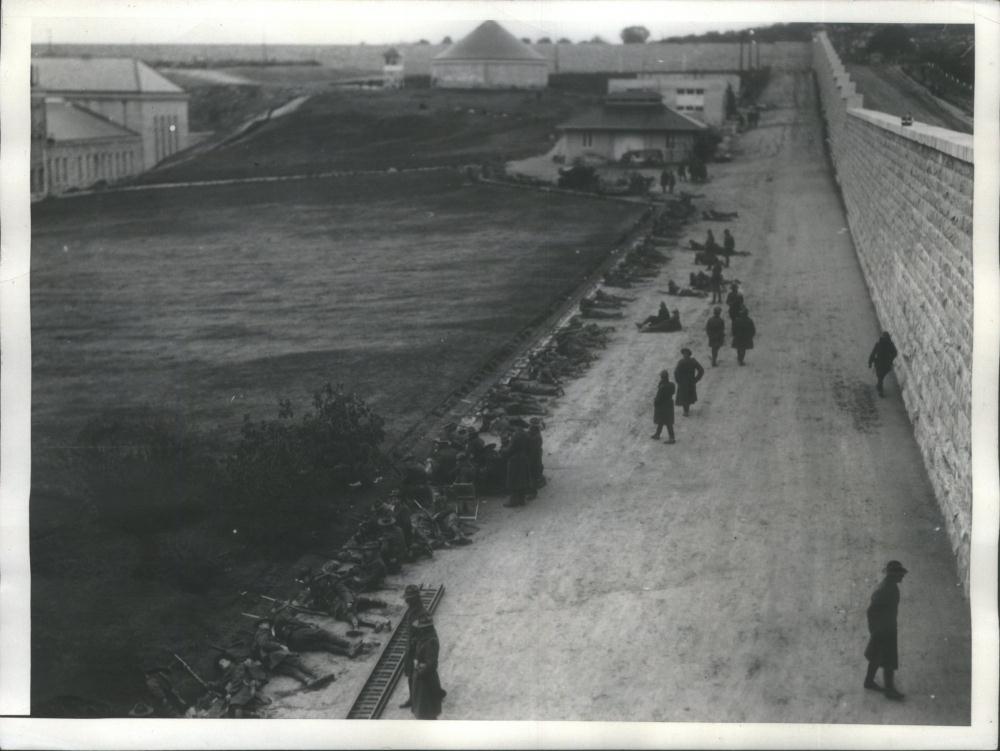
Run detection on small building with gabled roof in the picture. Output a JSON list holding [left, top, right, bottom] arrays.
[[557, 91, 706, 164], [431, 20, 548, 89]]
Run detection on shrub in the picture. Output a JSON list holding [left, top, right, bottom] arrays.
[[221, 384, 389, 544]]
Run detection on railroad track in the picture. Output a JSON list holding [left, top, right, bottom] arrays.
[[346, 584, 445, 719]]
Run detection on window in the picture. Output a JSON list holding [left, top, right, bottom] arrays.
[[582, 132, 593, 147], [77, 156, 83, 182], [664, 134, 674, 147], [695, 88, 705, 95]]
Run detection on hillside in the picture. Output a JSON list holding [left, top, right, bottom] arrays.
[[141, 87, 597, 183]]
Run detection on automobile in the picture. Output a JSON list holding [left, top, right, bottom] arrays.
[[620, 149, 664, 167]]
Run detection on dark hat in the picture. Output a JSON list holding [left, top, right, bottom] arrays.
[[377, 515, 396, 527], [659, 369, 670, 379], [412, 614, 434, 630], [129, 702, 155, 717], [681, 348, 692, 356], [404, 584, 421, 598], [885, 560, 908, 574]]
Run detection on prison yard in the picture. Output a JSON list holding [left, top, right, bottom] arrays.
[[27, 22, 975, 726]]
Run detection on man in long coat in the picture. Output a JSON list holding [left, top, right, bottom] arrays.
[[526, 419, 545, 498], [868, 331, 898, 397], [399, 584, 429, 710], [407, 614, 446, 719], [673, 348, 705, 417], [722, 229, 735, 267], [864, 560, 907, 700], [501, 428, 531, 507], [731, 307, 757, 366], [710, 261, 725, 303], [706, 307, 726, 366], [726, 283, 744, 322], [652, 370, 676, 443]]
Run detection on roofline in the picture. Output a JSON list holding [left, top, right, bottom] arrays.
[[37, 88, 189, 100], [557, 122, 704, 132], [48, 134, 143, 145], [432, 57, 549, 65]]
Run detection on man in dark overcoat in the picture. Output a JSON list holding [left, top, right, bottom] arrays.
[[399, 584, 429, 709], [706, 307, 726, 366], [731, 307, 757, 365], [652, 370, 676, 443], [864, 560, 908, 700], [710, 261, 725, 303], [673, 348, 705, 417], [501, 428, 531, 507], [407, 614, 446, 719], [526, 418, 545, 498], [726, 283, 744, 322], [722, 229, 735, 267], [868, 331, 898, 397]]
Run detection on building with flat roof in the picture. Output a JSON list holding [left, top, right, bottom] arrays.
[[608, 72, 739, 127], [557, 91, 706, 164], [431, 20, 548, 89]]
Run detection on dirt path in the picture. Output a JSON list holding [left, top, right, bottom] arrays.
[[290, 69, 971, 723]]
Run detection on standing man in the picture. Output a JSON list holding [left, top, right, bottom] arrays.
[[526, 418, 545, 498], [731, 307, 757, 366], [710, 261, 725, 303], [706, 307, 726, 367], [868, 331, 898, 397], [673, 348, 705, 417], [722, 229, 735, 268], [408, 614, 446, 719], [864, 561, 908, 701], [651, 370, 676, 443], [399, 584, 429, 710], [726, 283, 744, 322], [500, 428, 531, 508]]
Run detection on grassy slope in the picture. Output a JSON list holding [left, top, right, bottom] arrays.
[[142, 87, 595, 182], [30, 169, 642, 713]]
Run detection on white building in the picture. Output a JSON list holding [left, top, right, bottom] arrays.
[[32, 57, 190, 171]]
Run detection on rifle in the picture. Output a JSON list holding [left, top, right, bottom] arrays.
[[240, 591, 328, 617], [173, 653, 222, 697]]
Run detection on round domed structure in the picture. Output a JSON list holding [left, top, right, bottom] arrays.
[[431, 20, 548, 90]]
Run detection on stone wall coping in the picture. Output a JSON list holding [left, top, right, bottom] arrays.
[[848, 107, 974, 163]]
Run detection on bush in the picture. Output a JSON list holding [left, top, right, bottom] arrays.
[[222, 384, 388, 541], [76, 408, 217, 536]]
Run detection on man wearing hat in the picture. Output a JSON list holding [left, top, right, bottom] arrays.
[[673, 348, 705, 417], [399, 584, 429, 709], [652, 370, 676, 443], [406, 614, 446, 719], [526, 418, 545, 499], [864, 560, 908, 700], [251, 619, 334, 690], [377, 514, 408, 573]]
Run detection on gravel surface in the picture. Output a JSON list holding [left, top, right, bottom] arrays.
[[280, 69, 971, 723]]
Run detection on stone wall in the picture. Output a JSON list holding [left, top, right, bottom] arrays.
[[812, 32, 974, 591]]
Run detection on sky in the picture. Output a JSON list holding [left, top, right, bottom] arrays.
[[21, 0, 801, 46]]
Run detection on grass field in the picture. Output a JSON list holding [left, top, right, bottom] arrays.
[[30, 169, 643, 713]]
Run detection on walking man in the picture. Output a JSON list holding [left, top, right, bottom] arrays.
[[526, 418, 546, 497], [706, 307, 726, 366], [501, 428, 531, 507], [651, 370, 676, 443], [726, 283, 744, 322], [868, 331, 898, 397], [710, 261, 724, 304], [673, 348, 705, 417], [864, 560, 908, 701], [722, 229, 735, 268], [731, 307, 757, 366]]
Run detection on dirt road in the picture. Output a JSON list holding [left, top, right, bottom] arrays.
[[293, 69, 971, 723]]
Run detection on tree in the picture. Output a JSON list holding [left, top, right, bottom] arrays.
[[620, 26, 651, 44], [587, 35, 608, 44], [557, 37, 572, 44], [441, 35, 452, 45], [537, 37, 552, 44], [866, 25, 915, 61], [521, 37, 532, 44], [417, 39, 430, 45]]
